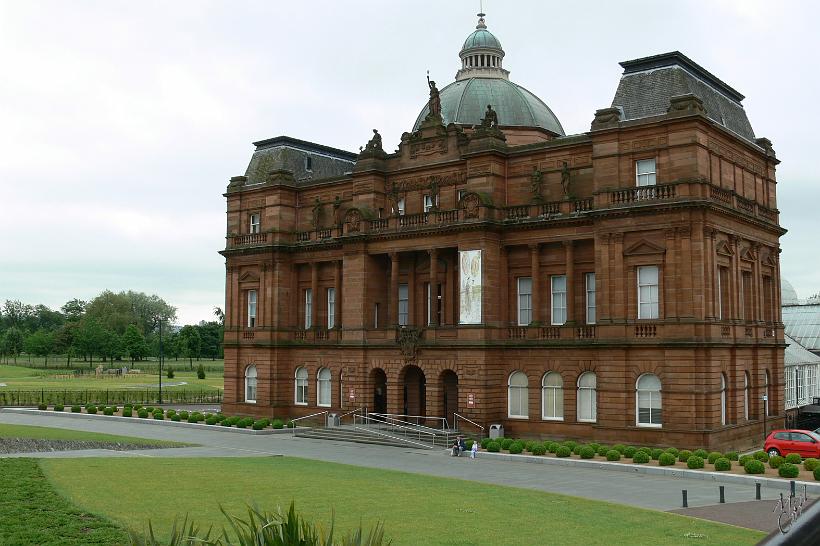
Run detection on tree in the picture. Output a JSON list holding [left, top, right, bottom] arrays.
[[32, 304, 64, 331], [127, 291, 176, 334], [60, 299, 87, 321], [101, 330, 124, 364], [23, 329, 54, 366], [178, 325, 201, 369], [122, 324, 148, 364], [197, 321, 223, 360], [73, 318, 107, 364], [213, 306, 225, 325], [53, 322, 78, 366], [2, 327, 24, 363], [2, 300, 34, 331]]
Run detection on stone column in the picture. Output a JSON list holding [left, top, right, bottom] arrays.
[[664, 228, 678, 319], [678, 227, 693, 318], [730, 235, 741, 320], [530, 244, 540, 324], [334, 260, 342, 328], [704, 228, 716, 320], [564, 240, 575, 324], [753, 243, 763, 321], [390, 252, 399, 326], [311, 261, 319, 329], [429, 248, 439, 326]]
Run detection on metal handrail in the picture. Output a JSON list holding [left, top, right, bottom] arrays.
[[339, 407, 365, 425], [454, 413, 484, 435], [354, 413, 438, 445], [290, 410, 328, 435], [367, 412, 449, 429], [352, 424, 436, 450], [368, 412, 446, 434]]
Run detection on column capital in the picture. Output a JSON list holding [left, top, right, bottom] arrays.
[[562, 239, 574, 249]]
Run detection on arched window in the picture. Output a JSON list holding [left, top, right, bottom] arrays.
[[508, 371, 529, 418], [636, 373, 661, 427], [720, 373, 727, 426], [295, 367, 308, 405], [744, 371, 750, 420], [765, 369, 771, 416], [244, 365, 257, 403], [541, 372, 563, 420], [577, 372, 597, 422], [317, 367, 331, 407]]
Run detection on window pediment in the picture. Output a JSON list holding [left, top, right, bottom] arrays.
[[715, 240, 734, 257], [740, 247, 758, 262], [239, 271, 260, 283], [623, 239, 665, 257]]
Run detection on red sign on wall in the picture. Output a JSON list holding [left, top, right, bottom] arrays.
[[467, 393, 475, 408], [349, 388, 355, 401]]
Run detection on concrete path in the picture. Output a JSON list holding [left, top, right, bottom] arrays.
[[673, 499, 817, 533], [0, 410, 797, 514]]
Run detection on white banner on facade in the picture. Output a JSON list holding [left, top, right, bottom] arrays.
[[459, 249, 482, 324]]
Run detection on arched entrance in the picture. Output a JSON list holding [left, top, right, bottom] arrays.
[[441, 370, 458, 427], [401, 365, 426, 417], [370, 368, 387, 414]]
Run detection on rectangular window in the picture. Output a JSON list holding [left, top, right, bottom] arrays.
[[423, 194, 437, 213], [304, 156, 313, 171], [393, 198, 405, 216], [637, 265, 659, 319], [304, 288, 313, 329], [249, 213, 260, 234], [786, 367, 795, 408], [585, 272, 596, 325], [457, 189, 467, 202], [517, 277, 532, 326], [551, 275, 567, 325], [398, 284, 409, 326], [247, 290, 257, 328], [327, 288, 335, 329], [636, 159, 656, 187]]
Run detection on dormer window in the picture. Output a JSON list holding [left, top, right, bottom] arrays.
[[636, 159, 656, 187], [304, 156, 313, 171], [249, 213, 260, 234]]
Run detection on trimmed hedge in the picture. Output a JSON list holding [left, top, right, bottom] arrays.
[[531, 444, 546, 456], [693, 449, 708, 459], [658, 453, 676, 466], [632, 451, 650, 464], [769, 456, 784, 469], [486, 441, 501, 453], [779, 463, 800, 479], [707, 452, 723, 464], [579, 446, 596, 459], [725, 451, 739, 461], [714, 458, 731, 471], [744, 459, 766, 474], [753, 451, 769, 462], [123, 407, 133, 417], [785, 453, 802, 465], [606, 450, 621, 461], [815, 467, 820, 481], [71, 405, 81, 413], [556, 446, 572, 458], [804, 458, 819, 472], [687, 456, 705, 469], [678, 450, 692, 463]]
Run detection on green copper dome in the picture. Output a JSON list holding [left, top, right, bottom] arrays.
[[461, 28, 502, 53], [413, 78, 565, 135]]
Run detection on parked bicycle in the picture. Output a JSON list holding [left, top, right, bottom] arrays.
[[773, 485, 809, 534]]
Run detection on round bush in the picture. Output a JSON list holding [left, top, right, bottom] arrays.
[[714, 458, 731, 471], [804, 458, 819, 472], [785, 453, 802, 465], [678, 450, 692, 463], [235, 420, 248, 429], [562, 440, 578, 451], [205, 416, 218, 425], [71, 405, 81, 413], [546, 442, 560, 454], [146, 406, 155, 413], [37, 403, 47, 410], [166, 409, 176, 417], [178, 411, 189, 420], [53, 404, 64, 411], [687, 456, 705, 469], [272, 419, 284, 430], [138, 409, 149, 418], [623, 446, 637, 458], [658, 453, 676, 466], [86, 405, 97, 414], [814, 467, 820, 481], [693, 449, 708, 459], [486, 441, 501, 453], [664, 447, 679, 456], [744, 459, 765, 474], [252, 419, 267, 431], [739, 455, 752, 466], [531, 444, 546, 456], [286, 419, 295, 429], [501, 438, 515, 450], [632, 451, 650, 464], [650, 448, 664, 460], [572, 444, 586, 456], [480, 438, 493, 449], [769, 456, 784, 469], [707, 452, 723, 464], [556, 446, 572, 458], [612, 444, 627, 454], [153, 412, 164, 420], [725, 451, 739, 461], [103, 407, 113, 416], [597, 445, 610, 457], [523, 441, 535, 452], [580, 446, 596, 459], [636, 447, 652, 455], [508, 442, 524, 454], [606, 450, 621, 461], [753, 451, 769, 462], [589, 443, 601, 452], [779, 463, 800, 479], [122, 407, 133, 417], [171, 414, 181, 422]]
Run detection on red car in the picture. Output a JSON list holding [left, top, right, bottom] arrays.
[[764, 429, 820, 458]]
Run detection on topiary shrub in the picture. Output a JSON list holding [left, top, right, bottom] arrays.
[[486, 441, 501, 453], [606, 450, 621, 461], [623, 446, 637, 458], [86, 405, 97, 414], [523, 441, 535, 452], [580, 446, 596, 459], [664, 447, 679, 456], [252, 419, 267, 431], [739, 455, 752, 466], [597, 445, 610, 457], [725, 451, 739, 461], [179, 411, 189, 420], [744, 459, 765, 474], [693, 449, 708, 459], [138, 409, 149, 418], [166, 367, 175, 379], [272, 419, 284, 430], [53, 404, 64, 411], [769, 455, 784, 469], [612, 444, 626, 454], [779, 463, 800, 479], [659, 452, 676, 466], [153, 412, 164, 420], [166, 409, 176, 417], [814, 467, 820, 481], [714, 458, 731, 471], [589, 443, 601, 453], [531, 444, 546, 456], [187, 413, 198, 423], [562, 440, 578, 451], [103, 407, 114, 416], [785, 453, 802, 465], [687, 455, 705, 469], [556, 446, 572, 458], [501, 438, 515, 450], [572, 444, 586, 456], [171, 414, 181, 422], [205, 416, 218, 425], [71, 405, 81, 413], [678, 450, 692, 463], [37, 403, 47, 410], [804, 458, 819, 472], [707, 452, 723, 464], [547, 442, 560, 454], [197, 363, 206, 379], [146, 406, 155, 413], [632, 451, 651, 464], [480, 438, 492, 449], [753, 451, 769, 462], [650, 448, 663, 460], [123, 407, 133, 417], [508, 442, 524, 454], [636, 447, 652, 455]]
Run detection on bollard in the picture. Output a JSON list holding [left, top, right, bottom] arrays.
[[756, 482, 761, 500], [719, 485, 725, 504], [682, 489, 688, 508], [791, 481, 796, 497]]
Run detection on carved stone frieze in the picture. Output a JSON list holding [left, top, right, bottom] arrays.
[[460, 192, 481, 218], [708, 138, 764, 175], [389, 171, 466, 193], [395, 326, 424, 361]]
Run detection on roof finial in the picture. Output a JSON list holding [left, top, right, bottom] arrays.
[[476, 1, 487, 29]]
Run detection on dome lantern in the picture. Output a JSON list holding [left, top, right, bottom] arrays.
[[456, 12, 508, 81]]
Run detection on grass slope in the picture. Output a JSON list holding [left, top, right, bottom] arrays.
[[0, 368, 224, 391], [0, 458, 128, 545], [41, 457, 764, 545], [0, 423, 191, 447]]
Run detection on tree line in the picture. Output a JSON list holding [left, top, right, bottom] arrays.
[[0, 291, 224, 367]]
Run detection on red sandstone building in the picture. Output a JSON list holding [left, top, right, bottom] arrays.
[[221, 15, 785, 449]]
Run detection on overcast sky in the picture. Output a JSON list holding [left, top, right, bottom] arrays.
[[1, 0, 818, 325]]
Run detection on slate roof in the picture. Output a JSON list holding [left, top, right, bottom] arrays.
[[785, 334, 820, 366], [611, 51, 756, 142], [243, 136, 355, 185]]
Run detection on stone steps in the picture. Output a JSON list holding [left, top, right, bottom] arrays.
[[294, 425, 445, 449]]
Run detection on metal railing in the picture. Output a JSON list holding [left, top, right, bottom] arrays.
[[289, 410, 327, 435], [339, 407, 366, 425], [366, 412, 449, 430], [454, 413, 484, 438], [352, 413, 437, 449]]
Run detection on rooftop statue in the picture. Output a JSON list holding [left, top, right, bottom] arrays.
[[561, 161, 572, 197], [481, 104, 499, 128], [365, 129, 383, 152], [427, 74, 441, 118]]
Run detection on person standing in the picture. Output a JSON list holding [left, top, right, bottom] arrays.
[[470, 440, 478, 459]]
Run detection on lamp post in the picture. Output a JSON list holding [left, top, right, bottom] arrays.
[[762, 394, 768, 444], [158, 318, 164, 405]]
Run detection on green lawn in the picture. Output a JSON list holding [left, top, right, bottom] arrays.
[[40, 457, 765, 545], [0, 364, 224, 391], [0, 423, 191, 447]]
